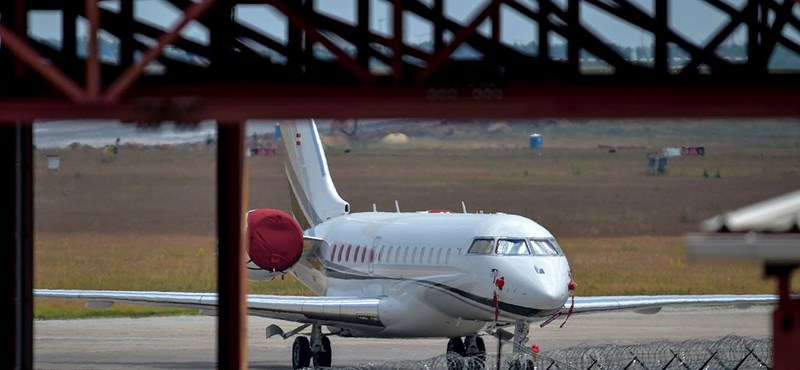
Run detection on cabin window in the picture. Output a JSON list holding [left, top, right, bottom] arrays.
[[445, 249, 451, 264], [420, 247, 426, 264], [497, 239, 530, 255], [354, 246, 361, 262], [428, 248, 435, 264], [395, 246, 402, 263], [346, 244, 352, 262], [330, 244, 337, 261], [361, 247, 367, 263], [436, 248, 442, 264], [369, 249, 374, 263], [377, 245, 384, 263], [337, 244, 345, 262], [468, 238, 495, 255], [387, 246, 394, 263], [411, 247, 417, 264], [403, 247, 409, 264], [528, 238, 562, 256]]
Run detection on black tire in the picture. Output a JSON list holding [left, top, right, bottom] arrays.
[[466, 356, 486, 370], [508, 359, 536, 370], [525, 359, 536, 370], [313, 336, 332, 368], [292, 336, 311, 369], [447, 337, 466, 356], [475, 336, 486, 362], [447, 337, 466, 370]]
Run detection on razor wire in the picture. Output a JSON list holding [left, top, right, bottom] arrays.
[[310, 335, 771, 370], [543, 335, 771, 370]]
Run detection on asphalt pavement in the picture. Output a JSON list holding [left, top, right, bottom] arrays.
[[34, 305, 772, 369]]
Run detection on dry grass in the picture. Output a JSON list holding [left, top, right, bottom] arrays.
[[33, 121, 800, 318], [35, 233, 218, 291], [560, 236, 794, 296], [35, 233, 312, 318]]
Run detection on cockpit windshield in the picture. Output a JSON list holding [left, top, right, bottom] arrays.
[[468, 237, 565, 256], [528, 238, 563, 256], [496, 239, 530, 255], [468, 238, 494, 254]]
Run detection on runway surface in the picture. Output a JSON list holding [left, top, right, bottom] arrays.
[[34, 305, 772, 369]]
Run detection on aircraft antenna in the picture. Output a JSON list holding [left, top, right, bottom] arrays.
[[395, 200, 400, 213], [461, 201, 467, 214], [373, 203, 377, 212]]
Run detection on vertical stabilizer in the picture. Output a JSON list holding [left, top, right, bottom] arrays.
[[280, 119, 350, 229]]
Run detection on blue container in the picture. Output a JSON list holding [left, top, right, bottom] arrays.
[[274, 123, 282, 140], [529, 134, 543, 148]]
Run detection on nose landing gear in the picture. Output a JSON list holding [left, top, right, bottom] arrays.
[[446, 335, 486, 370]]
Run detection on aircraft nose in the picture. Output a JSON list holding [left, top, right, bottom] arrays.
[[539, 280, 570, 309], [532, 260, 571, 311]]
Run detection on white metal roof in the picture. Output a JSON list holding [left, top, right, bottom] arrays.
[[700, 189, 800, 232], [687, 188, 800, 263]]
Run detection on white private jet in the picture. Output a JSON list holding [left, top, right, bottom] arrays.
[[36, 119, 777, 369]]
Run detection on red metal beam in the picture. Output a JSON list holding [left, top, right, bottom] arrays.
[[766, 264, 800, 370], [0, 24, 89, 102], [103, 0, 216, 102], [86, 0, 101, 97], [216, 121, 248, 370], [414, 0, 503, 83], [269, 0, 377, 83], [2, 123, 34, 370], [1, 84, 799, 122], [12, 0, 27, 79], [392, 0, 403, 82]]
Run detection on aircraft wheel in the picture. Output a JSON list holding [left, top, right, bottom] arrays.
[[463, 335, 486, 369], [507, 359, 535, 370], [474, 336, 486, 361], [313, 335, 332, 367], [292, 336, 311, 369], [446, 337, 466, 370], [525, 359, 536, 370], [465, 356, 485, 370], [447, 337, 466, 356]]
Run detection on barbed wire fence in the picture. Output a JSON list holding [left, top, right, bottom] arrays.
[[314, 335, 772, 370]]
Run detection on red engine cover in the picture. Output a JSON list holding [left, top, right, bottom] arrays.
[[247, 209, 304, 272]]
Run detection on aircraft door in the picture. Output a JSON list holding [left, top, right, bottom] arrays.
[[369, 237, 381, 275]]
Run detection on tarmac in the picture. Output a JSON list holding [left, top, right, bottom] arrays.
[[34, 305, 773, 369]]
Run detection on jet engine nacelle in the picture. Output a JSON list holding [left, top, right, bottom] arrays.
[[246, 209, 304, 281]]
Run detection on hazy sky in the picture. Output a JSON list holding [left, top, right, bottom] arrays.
[[24, 0, 788, 50]]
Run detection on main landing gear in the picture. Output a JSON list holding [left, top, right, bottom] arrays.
[[291, 323, 331, 369], [446, 335, 486, 370]]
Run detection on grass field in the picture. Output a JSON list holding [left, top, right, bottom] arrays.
[[33, 120, 800, 318]]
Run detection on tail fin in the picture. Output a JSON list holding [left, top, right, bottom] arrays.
[[279, 119, 350, 229]]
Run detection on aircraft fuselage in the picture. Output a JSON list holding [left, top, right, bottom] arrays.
[[281, 211, 572, 338]]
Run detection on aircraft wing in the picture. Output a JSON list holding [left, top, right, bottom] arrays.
[[566, 294, 777, 315], [34, 289, 384, 329]]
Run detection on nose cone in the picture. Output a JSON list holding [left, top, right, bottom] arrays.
[[529, 257, 571, 311], [540, 279, 569, 310], [494, 256, 572, 318]]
